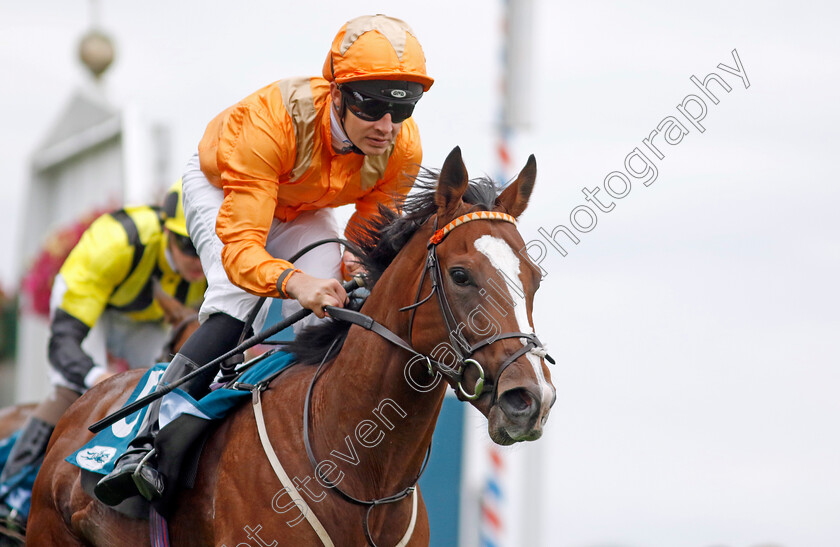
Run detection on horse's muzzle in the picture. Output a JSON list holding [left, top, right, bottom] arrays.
[[488, 386, 551, 445]]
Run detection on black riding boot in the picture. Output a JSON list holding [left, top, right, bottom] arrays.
[[0, 417, 54, 532], [94, 353, 200, 506], [95, 313, 248, 506]]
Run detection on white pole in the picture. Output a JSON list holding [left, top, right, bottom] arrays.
[[480, 1, 542, 546]]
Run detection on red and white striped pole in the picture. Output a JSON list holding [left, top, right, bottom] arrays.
[[479, 444, 506, 546]]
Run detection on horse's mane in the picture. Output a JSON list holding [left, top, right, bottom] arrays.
[[287, 169, 499, 365]]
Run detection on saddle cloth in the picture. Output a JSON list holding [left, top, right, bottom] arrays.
[[0, 430, 40, 520], [66, 349, 296, 517]]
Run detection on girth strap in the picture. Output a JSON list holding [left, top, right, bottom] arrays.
[[395, 488, 419, 547]]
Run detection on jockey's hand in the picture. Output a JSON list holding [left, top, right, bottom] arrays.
[[342, 249, 366, 278], [284, 271, 346, 318]]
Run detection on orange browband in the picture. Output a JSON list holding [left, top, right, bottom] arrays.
[[429, 211, 517, 245]]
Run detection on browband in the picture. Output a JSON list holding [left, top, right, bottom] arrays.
[[429, 211, 516, 245]]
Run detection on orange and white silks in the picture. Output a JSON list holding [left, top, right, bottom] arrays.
[[197, 77, 422, 298]]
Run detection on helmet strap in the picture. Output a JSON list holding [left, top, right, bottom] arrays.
[[333, 96, 364, 155], [163, 232, 179, 274]]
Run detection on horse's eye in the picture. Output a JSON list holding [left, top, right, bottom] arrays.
[[450, 268, 471, 286]]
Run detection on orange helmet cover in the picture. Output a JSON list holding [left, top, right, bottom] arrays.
[[323, 14, 434, 91]]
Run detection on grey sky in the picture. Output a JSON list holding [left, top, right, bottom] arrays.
[[2, 1, 839, 546]]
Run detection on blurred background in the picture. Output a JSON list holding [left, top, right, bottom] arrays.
[[1, 1, 838, 546]]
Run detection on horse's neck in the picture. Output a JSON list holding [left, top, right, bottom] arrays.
[[314, 333, 446, 498], [314, 248, 447, 498]]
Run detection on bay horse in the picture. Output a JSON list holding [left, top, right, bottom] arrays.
[[27, 147, 555, 546]]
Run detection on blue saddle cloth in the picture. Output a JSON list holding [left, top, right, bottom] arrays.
[[0, 430, 40, 519], [67, 350, 296, 476]]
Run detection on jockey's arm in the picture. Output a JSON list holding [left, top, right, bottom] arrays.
[[48, 214, 134, 390], [208, 99, 301, 298], [48, 310, 100, 390]]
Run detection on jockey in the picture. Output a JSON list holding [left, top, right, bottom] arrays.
[[0, 180, 206, 531], [95, 13, 433, 505]]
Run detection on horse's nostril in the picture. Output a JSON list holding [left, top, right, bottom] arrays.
[[499, 388, 534, 415]]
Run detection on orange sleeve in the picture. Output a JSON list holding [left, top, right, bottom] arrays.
[[205, 94, 298, 297], [346, 118, 422, 242]]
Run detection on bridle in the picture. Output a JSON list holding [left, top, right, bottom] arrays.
[[301, 210, 553, 546], [327, 210, 553, 403], [403, 211, 554, 402]]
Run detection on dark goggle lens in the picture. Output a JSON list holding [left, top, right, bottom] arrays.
[[341, 88, 417, 123], [173, 233, 198, 257]]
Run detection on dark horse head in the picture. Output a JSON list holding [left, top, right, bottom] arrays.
[[293, 146, 556, 445]]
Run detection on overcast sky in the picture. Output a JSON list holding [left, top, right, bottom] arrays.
[[2, 1, 839, 546]]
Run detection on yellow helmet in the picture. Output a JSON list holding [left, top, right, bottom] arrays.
[[162, 179, 188, 237], [323, 14, 434, 91]]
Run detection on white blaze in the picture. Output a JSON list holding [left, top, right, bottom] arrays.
[[473, 235, 553, 405]]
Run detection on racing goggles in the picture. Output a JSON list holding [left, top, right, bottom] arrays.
[[340, 85, 420, 123], [171, 232, 198, 257]]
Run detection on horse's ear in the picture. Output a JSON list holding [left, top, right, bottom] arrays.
[[496, 155, 536, 218], [435, 146, 469, 217]]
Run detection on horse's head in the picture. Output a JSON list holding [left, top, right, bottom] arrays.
[[401, 147, 556, 445]]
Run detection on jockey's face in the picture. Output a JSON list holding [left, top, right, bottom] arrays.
[[330, 82, 402, 156], [168, 232, 205, 283]]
